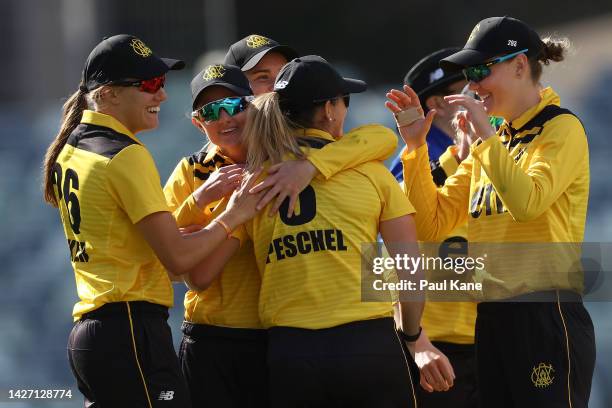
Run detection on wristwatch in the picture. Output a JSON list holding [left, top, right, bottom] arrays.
[[397, 326, 422, 343]]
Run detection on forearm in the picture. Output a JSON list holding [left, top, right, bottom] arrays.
[[172, 194, 214, 227], [402, 145, 468, 241], [137, 211, 241, 276], [308, 125, 397, 179]]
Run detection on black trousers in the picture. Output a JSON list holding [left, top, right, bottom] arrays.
[[476, 292, 596, 408], [67, 301, 190, 408], [267, 317, 420, 408], [416, 342, 479, 408], [179, 322, 268, 408]]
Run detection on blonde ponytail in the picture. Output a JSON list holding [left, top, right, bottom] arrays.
[[243, 92, 305, 171]]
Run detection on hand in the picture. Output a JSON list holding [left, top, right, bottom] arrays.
[[415, 337, 456, 392], [385, 85, 436, 151], [445, 95, 495, 141], [223, 169, 266, 227], [249, 160, 318, 217], [454, 111, 476, 162], [193, 164, 245, 209]]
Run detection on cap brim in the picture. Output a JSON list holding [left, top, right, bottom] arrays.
[[241, 45, 298, 71], [162, 57, 185, 71], [439, 49, 493, 72], [192, 83, 252, 110], [416, 72, 465, 98], [341, 78, 367, 94]]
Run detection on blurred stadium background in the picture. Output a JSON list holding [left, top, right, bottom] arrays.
[[1, 0, 611, 406]]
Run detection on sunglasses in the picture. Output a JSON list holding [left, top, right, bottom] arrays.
[[113, 75, 166, 93], [192, 96, 254, 123], [462, 49, 528, 83]]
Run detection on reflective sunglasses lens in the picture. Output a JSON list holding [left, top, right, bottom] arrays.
[[200, 97, 248, 122], [463, 65, 490, 83], [140, 76, 165, 93]]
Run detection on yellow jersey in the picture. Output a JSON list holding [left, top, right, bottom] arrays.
[[164, 123, 398, 328], [242, 125, 415, 329], [164, 149, 262, 328], [402, 87, 589, 299], [419, 146, 476, 344], [53, 110, 172, 320]]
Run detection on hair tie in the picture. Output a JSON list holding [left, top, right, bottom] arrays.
[[79, 84, 89, 93]]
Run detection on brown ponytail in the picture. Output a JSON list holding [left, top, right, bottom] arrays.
[[529, 36, 570, 82], [43, 88, 88, 206]]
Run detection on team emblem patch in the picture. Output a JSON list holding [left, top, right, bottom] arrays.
[[531, 362, 554, 388], [203, 65, 226, 81], [130, 38, 152, 57], [246, 35, 271, 49], [468, 24, 480, 43]]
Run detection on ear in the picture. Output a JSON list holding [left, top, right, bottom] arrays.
[[514, 53, 529, 78], [191, 117, 206, 133], [324, 100, 334, 121], [103, 86, 122, 106]]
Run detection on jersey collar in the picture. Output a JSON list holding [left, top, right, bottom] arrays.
[[80, 110, 144, 145], [508, 87, 561, 131], [297, 128, 336, 142], [203, 145, 236, 164]]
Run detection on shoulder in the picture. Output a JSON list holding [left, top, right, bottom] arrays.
[[67, 123, 139, 159]]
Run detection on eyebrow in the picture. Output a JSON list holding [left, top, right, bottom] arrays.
[[248, 68, 271, 75]]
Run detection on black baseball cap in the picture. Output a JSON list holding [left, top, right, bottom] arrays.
[[224, 34, 298, 71], [404, 48, 464, 101], [273, 55, 366, 109], [440, 16, 544, 72], [81, 34, 184, 92], [190, 64, 252, 109]]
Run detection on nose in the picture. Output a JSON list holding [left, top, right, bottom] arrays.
[[155, 87, 167, 102], [467, 81, 479, 92], [218, 109, 232, 123]]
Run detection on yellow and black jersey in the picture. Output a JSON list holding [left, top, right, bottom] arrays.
[[163, 124, 399, 329], [240, 125, 415, 330], [402, 87, 589, 298], [418, 145, 476, 344], [164, 148, 262, 329], [53, 110, 172, 320]]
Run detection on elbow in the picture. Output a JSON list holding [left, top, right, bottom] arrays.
[[163, 256, 193, 276], [509, 206, 543, 223]]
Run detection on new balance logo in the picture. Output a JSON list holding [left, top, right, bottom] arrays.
[[275, 80, 289, 90], [158, 391, 174, 401]]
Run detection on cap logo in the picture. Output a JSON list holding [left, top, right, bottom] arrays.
[[429, 68, 444, 84], [468, 24, 480, 43], [203, 65, 226, 81], [246, 35, 271, 49], [274, 80, 289, 90], [130, 38, 152, 57]]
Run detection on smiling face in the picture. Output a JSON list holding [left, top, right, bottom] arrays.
[[112, 84, 167, 134], [467, 56, 526, 119], [244, 51, 288, 95], [193, 86, 248, 161]]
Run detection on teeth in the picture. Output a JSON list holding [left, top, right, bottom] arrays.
[[147, 107, 160, 113], [221, 128, 236, 134]]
